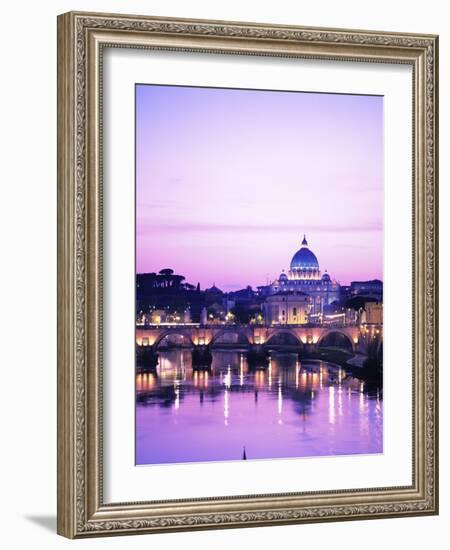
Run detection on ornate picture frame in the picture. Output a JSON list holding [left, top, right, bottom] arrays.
[[57, 11, 438, 538]]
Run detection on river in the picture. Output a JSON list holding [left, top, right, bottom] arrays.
[[136, 349, 382, 465]]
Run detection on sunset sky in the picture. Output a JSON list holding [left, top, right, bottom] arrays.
[[136, 84, 383, 290]]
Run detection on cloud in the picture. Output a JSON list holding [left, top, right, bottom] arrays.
[[137, 222, 382, 234]]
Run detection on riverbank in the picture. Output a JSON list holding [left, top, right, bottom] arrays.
[[304, 348, 382, 389]]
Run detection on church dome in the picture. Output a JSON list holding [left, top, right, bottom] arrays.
[[321, 271, 331, 282], [290, 236, 319, 271], [206, 284, 222, 294]]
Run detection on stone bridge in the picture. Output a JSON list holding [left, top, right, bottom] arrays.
[[136, 323, 379, 354]]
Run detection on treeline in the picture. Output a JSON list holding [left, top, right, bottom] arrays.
[[137, 269, 200, 292]]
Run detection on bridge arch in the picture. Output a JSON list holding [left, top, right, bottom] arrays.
[[265, 329, 303, 347], [209, 328, 251, 347], [317, 329, 354, 352], [153, 330, 195, 349]]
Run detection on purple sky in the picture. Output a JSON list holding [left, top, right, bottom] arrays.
[[136, 84, 383, 290]]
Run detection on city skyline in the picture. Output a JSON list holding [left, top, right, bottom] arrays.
[[136, 84, 383, 290]]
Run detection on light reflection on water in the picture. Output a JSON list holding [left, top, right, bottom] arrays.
[[136, 350, 383, 465]]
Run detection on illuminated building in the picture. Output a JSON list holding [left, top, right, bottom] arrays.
[[262, 290, 311, 325], [261, 235, 340, 322]]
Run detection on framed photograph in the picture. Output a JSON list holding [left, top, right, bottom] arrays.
[[57, 11, 439, 538]]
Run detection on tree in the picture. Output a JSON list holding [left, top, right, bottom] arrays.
[[231, 305, 252, 325], [171, 275, 185, 289], [159, 268, 174, 276], [361, 337, 383, 387], [345, 296, 378, 311], [158, 268, 175, 288]]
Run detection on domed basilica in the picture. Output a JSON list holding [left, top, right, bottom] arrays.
[[260, 235, 340, 324]]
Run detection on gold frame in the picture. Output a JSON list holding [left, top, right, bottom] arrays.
[[57, 11, 439, 538]]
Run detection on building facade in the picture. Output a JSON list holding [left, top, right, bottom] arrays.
[[361, 301, 383, 325], [262, 290, 311, 325]]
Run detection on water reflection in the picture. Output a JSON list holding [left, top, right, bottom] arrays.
[[136, 350, 383, 465]]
